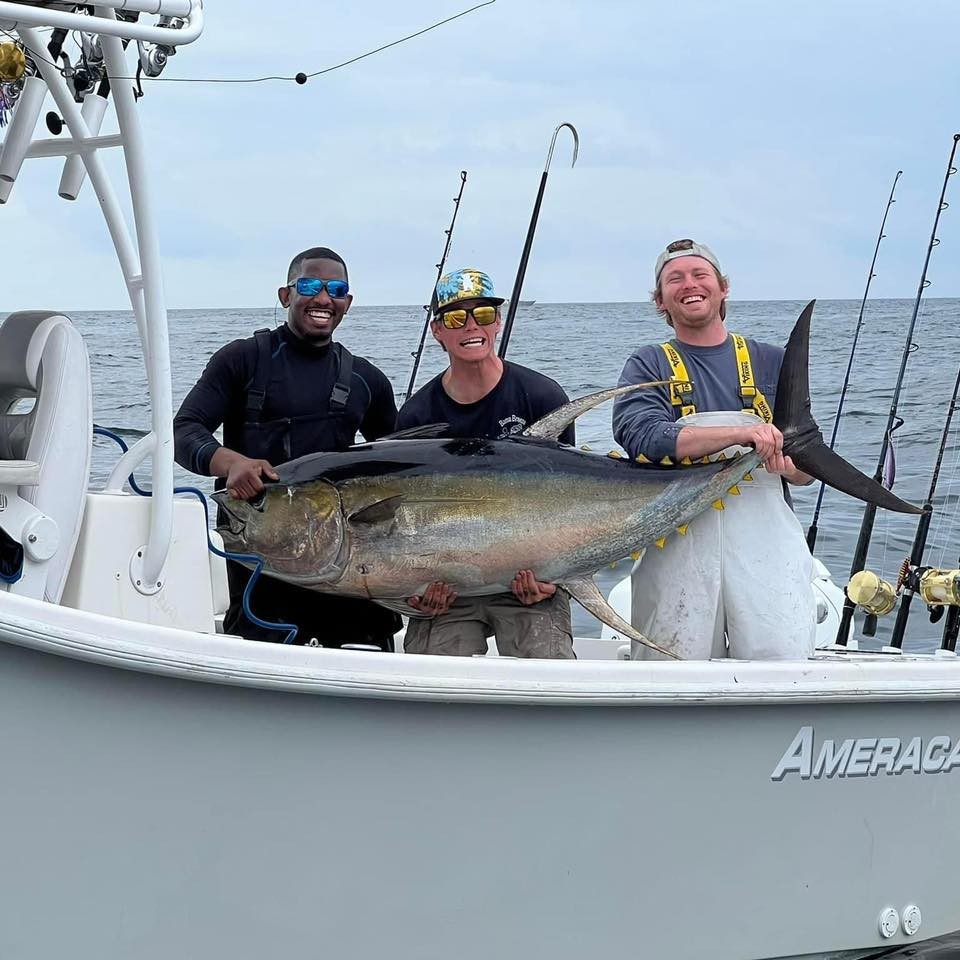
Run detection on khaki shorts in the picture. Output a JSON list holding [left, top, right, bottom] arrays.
[[404, 592, 575, 659]]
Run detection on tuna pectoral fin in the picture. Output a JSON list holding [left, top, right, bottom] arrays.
[[374, 598, 432, 619], [348, 495, 405, 524], [560, 577, 681, 660], [523, 381, 673, 442], [776, 300, 922, 516]]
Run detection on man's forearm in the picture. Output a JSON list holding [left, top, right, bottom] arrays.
[[674, 425, 750, 460]]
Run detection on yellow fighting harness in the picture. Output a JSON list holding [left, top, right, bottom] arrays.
[[660, 334, 773, 423]]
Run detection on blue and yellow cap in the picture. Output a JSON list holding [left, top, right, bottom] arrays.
[[431, 268, 505, 315]]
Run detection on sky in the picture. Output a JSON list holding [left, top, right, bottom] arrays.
[[4, 0, 960, 309]]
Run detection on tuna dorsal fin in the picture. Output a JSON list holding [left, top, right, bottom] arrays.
[[348, 495, 405, 524], [372, 423, 450, 442], [522, 381, 672, 442], [559, 576, 680, 659]]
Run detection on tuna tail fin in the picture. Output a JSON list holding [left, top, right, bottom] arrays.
[[523, 380, 673, 442], [776, 300, 922, 515]]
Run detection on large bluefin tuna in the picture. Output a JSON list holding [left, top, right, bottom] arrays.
[[215, 303, 920, 657]]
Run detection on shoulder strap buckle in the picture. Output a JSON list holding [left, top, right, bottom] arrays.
[[661, 341, 696, 415]]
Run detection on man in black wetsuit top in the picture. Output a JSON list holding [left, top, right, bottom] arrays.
[[396, 267, 576, 659], [174, 246, 400, 649]]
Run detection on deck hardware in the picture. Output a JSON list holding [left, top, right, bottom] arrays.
[[878, 907, 899, 938], [902, 905, 922, 936]]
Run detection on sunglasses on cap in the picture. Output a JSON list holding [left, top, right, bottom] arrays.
[[288, 277, 350, 299], [437, 305, 499, 329], [666, 239, 696, 253]]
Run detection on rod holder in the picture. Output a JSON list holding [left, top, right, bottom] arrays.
[[0, 74, 46, 184], [58, 92, 108, 200]]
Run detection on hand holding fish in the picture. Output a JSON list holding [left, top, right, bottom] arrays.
[[408, 581, 458, 617], [511, 570, 557, 605], [213, 450, 279, 500]]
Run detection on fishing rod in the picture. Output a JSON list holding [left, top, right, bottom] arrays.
[[806, 170, 902, 553], [888, 363, 960, 647], [836, 133, 960, 645], [941, 576, 960, 652], [405, 169, 467, 399], [846, 366, 960, 648], [498, 122, 579, 360]]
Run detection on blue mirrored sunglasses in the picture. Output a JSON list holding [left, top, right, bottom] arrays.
[[289, 277, 350, 299]]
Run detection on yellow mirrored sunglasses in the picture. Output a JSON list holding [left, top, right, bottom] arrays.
[[438, 305, 499, 329]]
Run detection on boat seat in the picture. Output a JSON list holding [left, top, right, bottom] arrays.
[[0, 311, 92, 602]]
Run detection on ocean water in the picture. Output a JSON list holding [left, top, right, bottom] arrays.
[[73, 297, 960, 651]]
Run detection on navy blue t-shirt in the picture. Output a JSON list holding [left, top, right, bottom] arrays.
[[397, 361, 575, 445]]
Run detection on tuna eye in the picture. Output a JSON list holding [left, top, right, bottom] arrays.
[[250, 491, 266, 512]]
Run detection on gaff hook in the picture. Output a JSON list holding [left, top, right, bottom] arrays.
[[499, 121, 580, 359], [543, 121, 579, 173]]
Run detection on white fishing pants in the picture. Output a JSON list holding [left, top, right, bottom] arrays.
[[631, 411, 816, 661]]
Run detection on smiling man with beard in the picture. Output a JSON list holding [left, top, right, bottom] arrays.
[[173, 246, 400, 649], [612, 239, 815, 662], [395, 267, 576, 659]]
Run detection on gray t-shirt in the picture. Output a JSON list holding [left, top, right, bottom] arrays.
[[612, 334, 783, 462]]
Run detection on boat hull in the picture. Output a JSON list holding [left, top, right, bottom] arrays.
[[0, 611, 958, 959]]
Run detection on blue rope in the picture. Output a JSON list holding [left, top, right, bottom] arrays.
[[93, 425, 298, 643]]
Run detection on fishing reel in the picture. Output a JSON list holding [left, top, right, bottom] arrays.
[[0, 40, 31, 130], [847, 564, 960, 626], [137, 16, 184, 78]]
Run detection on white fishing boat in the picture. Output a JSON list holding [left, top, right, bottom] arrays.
[[2, 6, 960, 959]]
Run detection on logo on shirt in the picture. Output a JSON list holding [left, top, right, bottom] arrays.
[[497, 415, 527, 438]]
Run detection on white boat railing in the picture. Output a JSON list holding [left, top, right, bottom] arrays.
[[0, 0, 203, 45], [0, 4, 203, 591]]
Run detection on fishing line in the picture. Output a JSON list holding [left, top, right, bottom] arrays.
[[805, 170, 901, 554], [877, 297, 926, 582], [933, 413, 960, 567], [5, 2, 496, 86], [836, 134, 960, 644], [889, 360, 960, 647]]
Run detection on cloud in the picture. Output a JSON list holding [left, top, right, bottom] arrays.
[[3, 0, 960, 311]]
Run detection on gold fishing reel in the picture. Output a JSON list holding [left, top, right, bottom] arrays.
[[847, 565, 960, 619], [0, 42, 26, 83], [846, 570, 898, 617], [916, 568, 960, 607]]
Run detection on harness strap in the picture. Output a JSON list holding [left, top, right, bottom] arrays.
[[245, 327, 273, 423], [246, 331, 355, 421], [731, 334, 773, 423], [660, 341, 696, 417], [660, 335, 773, 423], [330, 343, 353, 410]]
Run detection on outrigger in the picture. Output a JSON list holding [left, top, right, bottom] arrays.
[[2, 5, 960, 959]]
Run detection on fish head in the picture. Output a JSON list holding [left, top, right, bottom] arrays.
[[213, 480, 346, 582]]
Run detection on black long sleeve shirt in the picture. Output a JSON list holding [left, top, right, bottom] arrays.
[[174, 324, 397, 474]]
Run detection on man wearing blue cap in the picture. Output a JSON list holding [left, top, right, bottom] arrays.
[[396, 267, 576, 659], [612, 239, 816, 661]]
